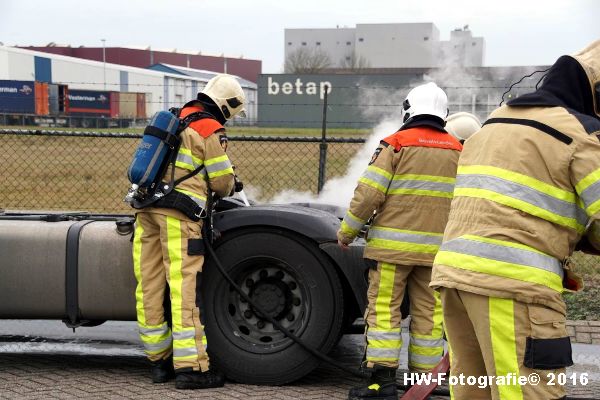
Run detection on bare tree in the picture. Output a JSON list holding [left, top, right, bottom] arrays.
[[284, 47, 332, 73], [340, 51, 371, 71]]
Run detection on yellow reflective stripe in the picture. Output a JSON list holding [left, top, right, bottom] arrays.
[[173, 338, 196, 349], [489, 297, 523, 400], [368, 383, 381, 391], [368, 238, 440, 254], [587, 199, 600, 216], [460, 165, 576, 203], [387, 187, 454, 198], [375, 263, 395, 330], [166, 217, 183, 328], [370, 226, 443, 238], [454, 187, 585, 233], [408, 344, 444, 356], [201, 336, 208, 345], [393, 174, 456, 184], [368, 339, 403, 348], [340, 211, 366, 236], [208, 167, 234, 179], [179, 148, 203, 166], [205, 155, 228, 166], [575, 167, 600, 193], [368, 165, 393, 180], [435, 251, 563, 292], [432, 290, 443, 338], [133, 221, 146, 325], [359, 176, 388, 193]]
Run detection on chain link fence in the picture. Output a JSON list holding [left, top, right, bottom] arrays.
[[1, 129, 364, 214]]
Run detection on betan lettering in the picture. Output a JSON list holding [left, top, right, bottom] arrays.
[[267, 77, 332, 100]]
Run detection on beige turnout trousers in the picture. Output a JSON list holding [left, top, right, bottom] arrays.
[[365, 262, 444, 372], [133, 211, 209, 372], [441, 288, 568, 400]]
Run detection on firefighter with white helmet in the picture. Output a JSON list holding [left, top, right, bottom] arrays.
[[431, 41, 600, 399], [338, 82, 462, 400], [445, 111, 482, 143], [132, 74, 244, 389]]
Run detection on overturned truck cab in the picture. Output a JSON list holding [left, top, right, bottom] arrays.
[[0, 200, 371, 385]]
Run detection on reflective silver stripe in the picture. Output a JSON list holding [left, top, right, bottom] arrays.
[[409, 353, 443, 366], [139, 324, 169, 337], [457, 174, 588, 226], [140, 141, 165, 184], [389, 179, 454, 193], [342, 213, 365, 232], [410, 336, 444, 348], [366, 347, 402, 359], [580, 180, 600, 212], [367, 330, 402, 341], [143, 336, 173, 352], [361, 168, 391, 189], [205, 159, 233, 175], [173, 347, 198, 358], [368, 227, 443, 246], [172, 330, 196, 341], [440, 237, 564, 278], [176, 153, 202, 170]]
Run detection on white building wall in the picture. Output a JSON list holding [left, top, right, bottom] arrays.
[[284, 24, 484, 69], [0, 48, 35, 81], [0, 46, 258, 122], [285, 28, 355, 68], [355, 23, 440, 68]]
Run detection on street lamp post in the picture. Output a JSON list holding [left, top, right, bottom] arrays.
[[101, 39, 106, 90]]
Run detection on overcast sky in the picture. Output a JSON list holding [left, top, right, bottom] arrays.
[[1, 0, 598, 73]]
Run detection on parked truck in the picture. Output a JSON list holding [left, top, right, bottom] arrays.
[[0, 200, 373, 385], [0, 80, 147, 128]]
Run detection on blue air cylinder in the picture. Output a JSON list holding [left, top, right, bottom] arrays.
[[127, 111, 180, 188]]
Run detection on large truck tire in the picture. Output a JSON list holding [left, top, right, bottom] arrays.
[[202, 228, 344, 385]]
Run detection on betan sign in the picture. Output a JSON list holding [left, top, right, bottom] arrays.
[[257, 74, 418, 128], [267, 77, 332, 100]]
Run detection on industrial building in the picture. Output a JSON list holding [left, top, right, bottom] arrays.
[[258, 65, 547, 128], [0, 46, 257, 124], [19, 45, 262, 83], [285, 23, 485, 69]]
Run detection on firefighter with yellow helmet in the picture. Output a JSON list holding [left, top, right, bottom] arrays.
[[338, 82, 463, 400], [431, 40, 600, 399], [132, 74, 245, 389]]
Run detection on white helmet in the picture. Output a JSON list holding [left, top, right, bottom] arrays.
[[198, 74, 246, 120], [402, 82, 448, 124], [445, 112, 482, 141]]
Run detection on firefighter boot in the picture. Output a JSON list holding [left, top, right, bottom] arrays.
[[348, 366, 397, 400], [150, 356, 175, 383], [175, 369, 225, 390]]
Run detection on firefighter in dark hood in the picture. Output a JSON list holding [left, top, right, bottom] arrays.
[[431, 41, 600, 399]]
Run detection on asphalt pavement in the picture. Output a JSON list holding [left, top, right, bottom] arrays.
[[0, 320, 599, 399]]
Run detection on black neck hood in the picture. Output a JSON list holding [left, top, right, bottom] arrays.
[[399, 115, 447, 132], [507, 55, 595, 118]]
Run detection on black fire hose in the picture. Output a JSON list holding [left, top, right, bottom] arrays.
[[202, 230, 369, 380], [203, 232, 453, 397]]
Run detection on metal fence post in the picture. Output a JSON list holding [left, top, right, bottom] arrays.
[[317, 85, 329, 193]]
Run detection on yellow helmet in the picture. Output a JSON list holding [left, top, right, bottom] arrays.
[[445, 112, 482, 141], [198, 74, 246, 120]]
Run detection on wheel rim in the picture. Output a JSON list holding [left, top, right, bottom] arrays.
[[216, 256, 311, 354]]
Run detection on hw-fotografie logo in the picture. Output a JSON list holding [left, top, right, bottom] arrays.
[[267, 77, 332, 100]]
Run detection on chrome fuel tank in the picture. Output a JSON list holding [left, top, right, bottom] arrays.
[[0, 216, 136, 321]]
